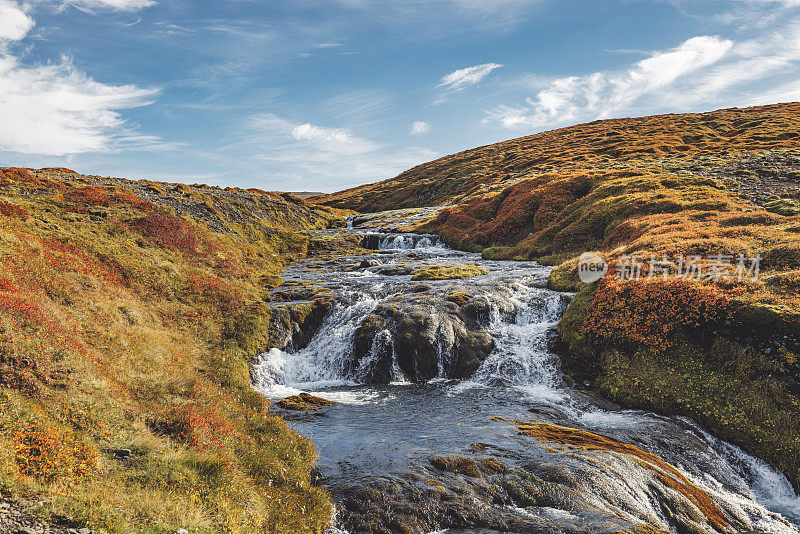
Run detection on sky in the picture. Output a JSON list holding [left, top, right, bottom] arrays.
[[1, 1, 800, 192]]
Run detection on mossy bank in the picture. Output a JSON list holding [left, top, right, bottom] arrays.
[[0, 167, 362, 532]]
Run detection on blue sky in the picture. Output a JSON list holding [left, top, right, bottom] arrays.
[[1, 0, 799, 192]]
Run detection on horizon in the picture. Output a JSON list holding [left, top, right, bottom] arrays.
[[2, 1, 800, 192]]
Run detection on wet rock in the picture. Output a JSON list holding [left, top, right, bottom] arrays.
[[268, 297, 332, 351], [430, 455, 506, 477], [276, 392, 336, 411], [374, 265, 413, 276], [350, 292, 496, 383]]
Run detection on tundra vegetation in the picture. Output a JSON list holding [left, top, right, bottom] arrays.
[[0, 167, 356, 532], [318, 103, 800, 491]]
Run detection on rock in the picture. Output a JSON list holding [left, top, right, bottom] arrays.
[[16, 528, 36, 534], [78, 528, 92, 534], [276, 392, 337, 411], [350, 291, 496, 383], [175, 529, 189, 534]]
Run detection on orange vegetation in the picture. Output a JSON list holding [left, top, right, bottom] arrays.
[[583, 278, 734, 349], [12, 420, 97, 484], [319, 103, 800, 211]]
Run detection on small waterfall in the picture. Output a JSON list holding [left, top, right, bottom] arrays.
[[359, 232, 443, 250], [470, 285, 571, 387], [252, 290, 380, 397]]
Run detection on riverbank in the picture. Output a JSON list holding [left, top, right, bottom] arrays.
[[0, 168, 359, 532]]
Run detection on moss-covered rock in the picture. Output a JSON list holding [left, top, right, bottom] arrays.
[[411, 263, 488, 281], [276, 392, 337, 411]]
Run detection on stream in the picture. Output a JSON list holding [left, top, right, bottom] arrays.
[[253, 230, 800, 534]]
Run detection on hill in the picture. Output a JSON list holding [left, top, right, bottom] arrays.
[[319, 102, 800, 213], [0, 167, 355, 532], [319, 103, 800, 492]]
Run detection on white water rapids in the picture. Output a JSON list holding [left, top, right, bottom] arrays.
[[252, 232, 800, 533]]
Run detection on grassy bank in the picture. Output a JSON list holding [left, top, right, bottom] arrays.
[[0, 168, 352, 532]]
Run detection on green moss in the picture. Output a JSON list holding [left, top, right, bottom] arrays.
[[411, 264, 489, 281], [547, 257, 582, 292], [765, 198, 800, 216], [481, 246, 514, 260]]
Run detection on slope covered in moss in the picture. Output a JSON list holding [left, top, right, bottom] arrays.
[[0, 168, 352, 532]]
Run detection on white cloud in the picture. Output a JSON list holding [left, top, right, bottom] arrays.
[[0, 54, 159, 154], [251, 114, 378, 156], [439, 62, 502, 90], [0, 0, 34, 41], [486, 35, 735, 129], [61, 0, 156, 11], [0, 0, 160, 155], [410, 121, 430, 134], [243, 113, 437, 191]]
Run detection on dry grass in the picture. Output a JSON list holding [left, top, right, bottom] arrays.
[[0, 168, 346, 532]]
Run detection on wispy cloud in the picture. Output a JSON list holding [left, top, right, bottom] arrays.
[[59, 0, 156, 11], [410, 121, 430, 134], [486, 35, 737, 129], [439, 62, 503, 91], [241, 113, 437, 191], [0, 0, 161, 155]]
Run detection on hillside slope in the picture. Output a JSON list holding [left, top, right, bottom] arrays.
[[320, 103, 800, 492], [319, 102, 800, 212], [0, 168, 353, 533]]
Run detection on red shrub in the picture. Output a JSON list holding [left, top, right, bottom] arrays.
[[128, 212, 218, 258], [0, 168, 64, 190], [146, 404, 236, 451], [13, 421, 97, 482], [63, 186, 153, 212], [184, 272, 245, 314], [0, 201, 28, 220], [584, 278, 734, 349]]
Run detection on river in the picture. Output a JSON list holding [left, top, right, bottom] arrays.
[[253, 229, 800, 534]]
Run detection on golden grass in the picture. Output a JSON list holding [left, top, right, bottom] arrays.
[[411, 263, 489, 281], [0, 168, 346, 532]]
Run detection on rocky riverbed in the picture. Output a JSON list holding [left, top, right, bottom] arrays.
[[253, 227, 800, 534]]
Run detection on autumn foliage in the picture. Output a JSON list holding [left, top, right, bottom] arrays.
[[0, 166, 342, 532], [583, 278, 734, 349], [12, 421, 97, 483], [0, 201, 28, 220]]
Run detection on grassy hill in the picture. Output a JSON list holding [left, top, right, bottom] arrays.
[[0, 167, 353, 533], [320, 102, 800, 213], [319, 102, 800, 492]]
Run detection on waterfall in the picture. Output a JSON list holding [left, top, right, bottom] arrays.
[[251, 230, 800, 532]]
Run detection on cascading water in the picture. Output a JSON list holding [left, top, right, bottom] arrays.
[[252, 230, 800, 534]]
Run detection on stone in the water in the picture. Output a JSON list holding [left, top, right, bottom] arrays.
[[276, 392, 336, 411], [350, 291, 495, 383]]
